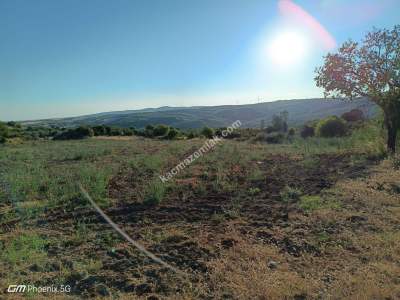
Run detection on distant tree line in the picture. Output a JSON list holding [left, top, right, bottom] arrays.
[[0, 121, 243, 143], [0, 108, 368, 145]]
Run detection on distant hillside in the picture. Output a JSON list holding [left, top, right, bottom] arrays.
[[23, 98, 377, 129]]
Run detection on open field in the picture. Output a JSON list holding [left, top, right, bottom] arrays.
[[1, 128, 399, 299]]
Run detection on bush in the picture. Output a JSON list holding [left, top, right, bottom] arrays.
[[265, 132, 285, 144], [0, 136, 6, 144], [92, 125, 107, 136], [53, 126, 94, 140], [0, 122, 9, 138], [122, 128, 134, 136], [341, 109, 364, 122], [165, 128, 179, 140], [153, 124, 170, 137], [253, 132, 267, 142], [300, 125, 315, 138], [316, 116, 347, 138], [187, 131, 198, 139], [201, 127, 214, 139], [144, 125, 155, 138]]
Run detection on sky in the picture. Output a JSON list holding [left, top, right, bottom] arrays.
[[0, 0, 399, 121]]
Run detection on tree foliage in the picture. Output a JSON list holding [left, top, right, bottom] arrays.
[[315, 25, 400, 152]]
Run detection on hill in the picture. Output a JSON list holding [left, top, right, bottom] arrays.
[[23, 97, 377, 129]]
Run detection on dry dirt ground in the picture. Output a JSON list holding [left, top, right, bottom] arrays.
[[1, 141, 399, 299]]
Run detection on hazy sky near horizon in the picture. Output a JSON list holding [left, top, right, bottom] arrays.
[[1, 0, 399, 121]]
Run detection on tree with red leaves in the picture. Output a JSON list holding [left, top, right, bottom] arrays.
[[315, 26, 400, 153]]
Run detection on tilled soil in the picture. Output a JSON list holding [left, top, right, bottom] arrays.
[[3, 152, 379, 299]]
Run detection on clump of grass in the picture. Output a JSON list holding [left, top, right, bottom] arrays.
[[211, 212, 226, 224], [299, 192, 342, 213], [130, 154, 164, 173], [248, 187, 261, 196], [144, 180, 166, 205], [248, 168, 264, 182], [280, 186, 302, 203], [299, 195, 323, 212], [1, 233, 47, 268]]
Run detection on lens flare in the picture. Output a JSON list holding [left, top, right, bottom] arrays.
[[278, 0, 336, 50]]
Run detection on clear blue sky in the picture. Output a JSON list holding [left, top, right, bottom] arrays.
[[0, 0, 399, 121]]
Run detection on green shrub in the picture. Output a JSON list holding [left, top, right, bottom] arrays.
[[300, 125, 315, 138], [166, 128, 179, 140], [54, 126, 94, 140], [201, 127, 214, 138], [316, 116, 347, 138], [280, 186, 302, 203], [153, 124, 170, 137], [144, 181, 166, 206], [253, 132, 267, 142], [187, 131, 198, 139], [144, 125, 155, 138], [266, 132, 285, 144], [92, 125, 107, 136], [0, 121, 9, 138]]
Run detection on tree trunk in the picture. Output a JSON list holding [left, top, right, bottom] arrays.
[[387, 123, 397, 154]]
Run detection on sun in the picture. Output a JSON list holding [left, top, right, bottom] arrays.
[[267, 30, 309, 68]]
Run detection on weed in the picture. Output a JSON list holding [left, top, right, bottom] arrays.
[[299, 195, 323, 212], [144, 180, 166, 205], [248, 187, 261, 196], [1, 233, 47, 268], [210, 212, 226, 224], [248, 168, 264, 182], [280, 186, 302, 203]]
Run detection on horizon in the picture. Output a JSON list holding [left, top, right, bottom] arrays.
[[1, 0, 399, 121]]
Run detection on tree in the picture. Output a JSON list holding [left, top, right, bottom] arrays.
[[300, 125, 315, 139], [270, 111, 289, 133], [315, 25, 400, 153], [201, 127, 214, 139], [153, 124, 170, 137], [341, 109, 365, 122]]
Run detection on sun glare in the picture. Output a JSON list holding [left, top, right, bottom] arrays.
[[267, 30, 309, 68]]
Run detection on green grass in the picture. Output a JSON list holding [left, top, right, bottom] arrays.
[[1, 233, 47, 268], [144, 180, 167, 205], [280, 186, 302, 203], [299, 194, 342, 212], [299, 195, 324, 212]]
